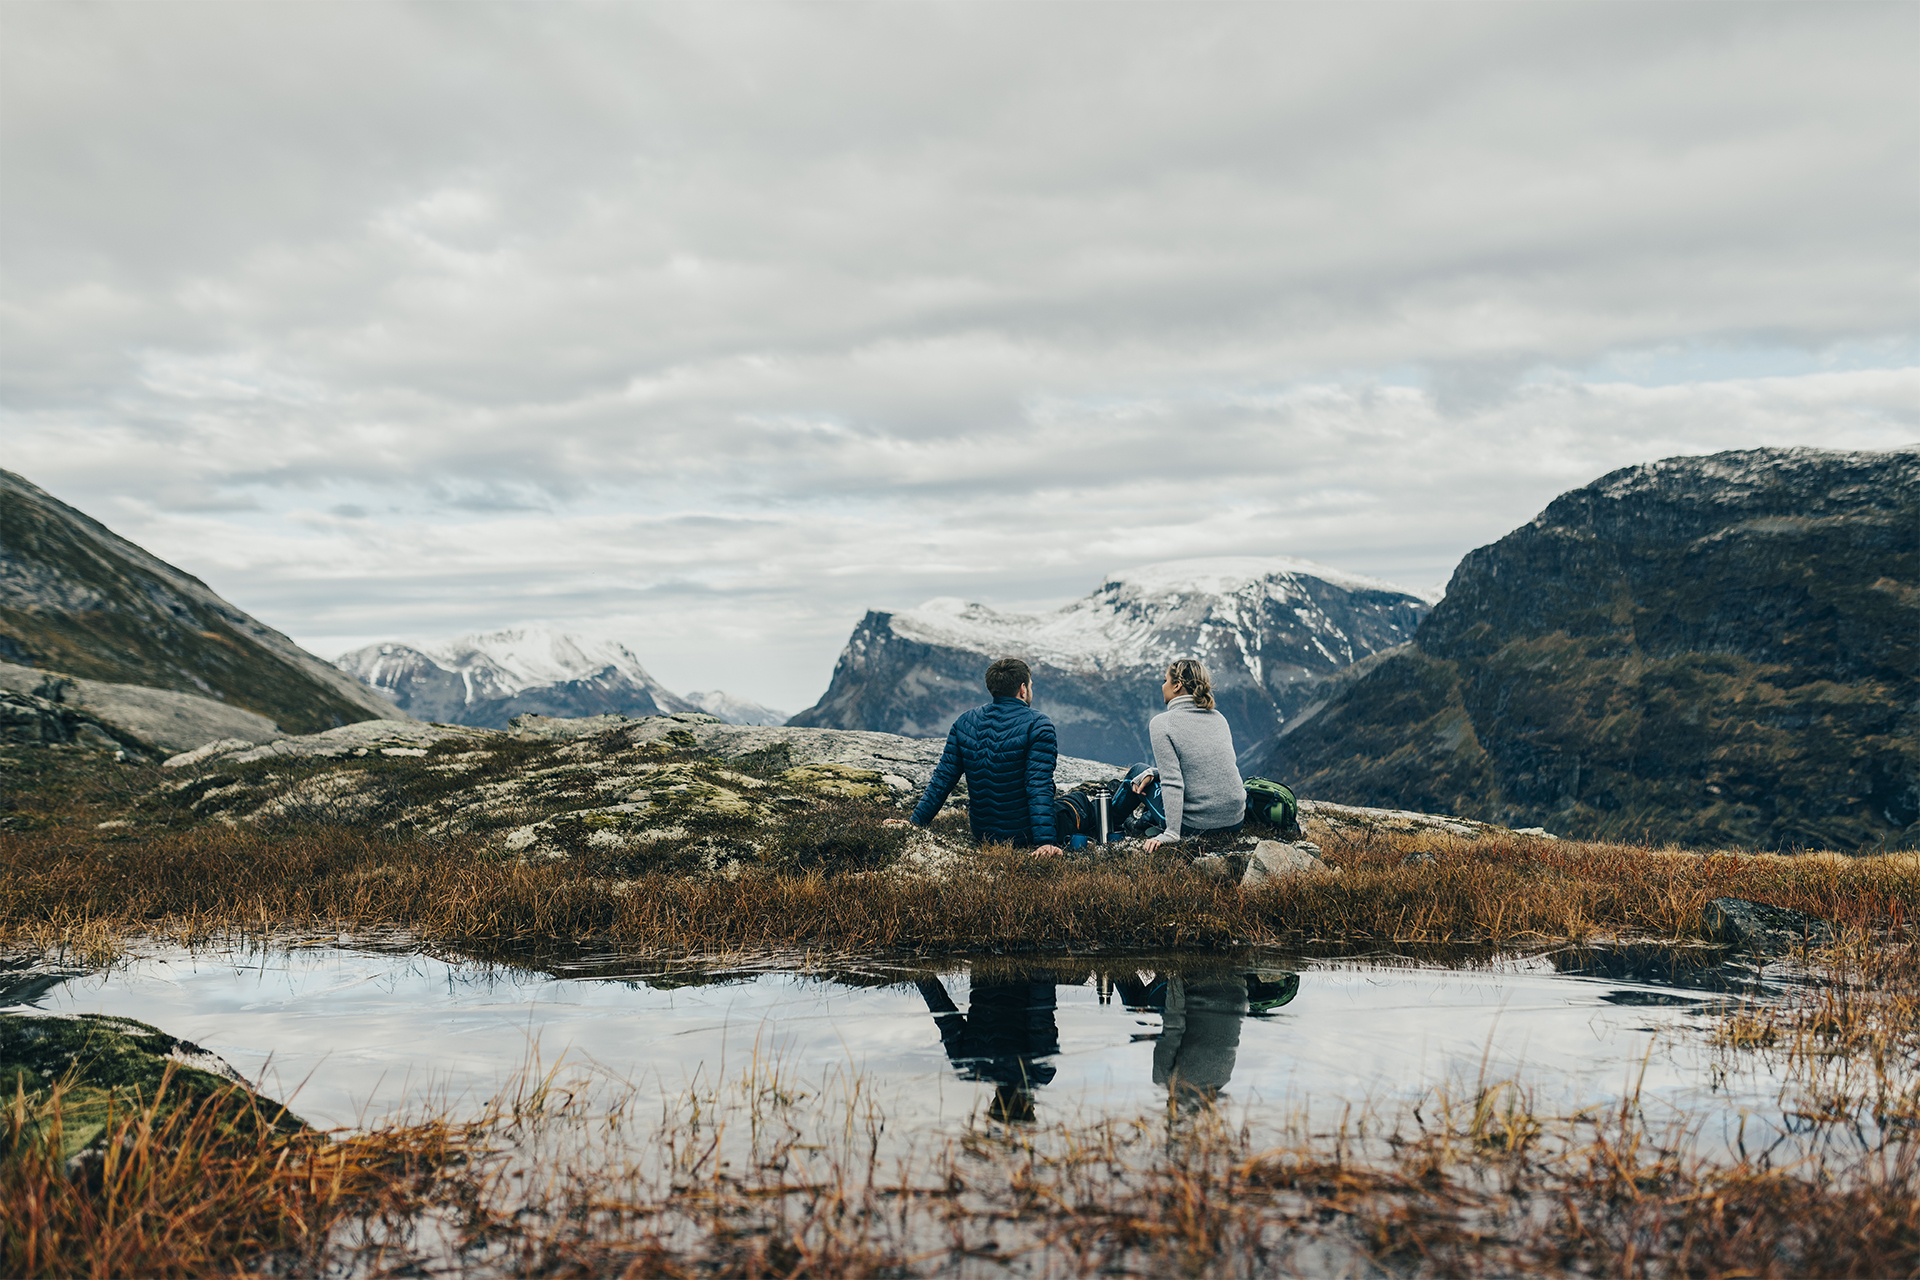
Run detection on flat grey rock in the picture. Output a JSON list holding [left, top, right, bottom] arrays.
[[1703, 896, 1834, 955], [1241, 839, 1335, 886], [212, 719, 489, 763]]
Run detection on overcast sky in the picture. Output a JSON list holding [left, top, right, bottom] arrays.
[[4, 1, 1915, 712]]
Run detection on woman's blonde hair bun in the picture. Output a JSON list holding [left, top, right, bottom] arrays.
[[1166, 658, 1215, 710]]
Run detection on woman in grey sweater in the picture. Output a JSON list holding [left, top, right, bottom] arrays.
[[1128, 658, 1246, 853]]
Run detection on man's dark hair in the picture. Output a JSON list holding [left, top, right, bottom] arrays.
[[984, 657, 1032, 698]]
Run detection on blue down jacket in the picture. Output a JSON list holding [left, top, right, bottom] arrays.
[[910, 697, 1059, 845]]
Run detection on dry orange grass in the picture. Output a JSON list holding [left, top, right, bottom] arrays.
[[3, 813, 1915, 960], [9, 1047, 1913, 1278], [3, 1064, 470, 1279]]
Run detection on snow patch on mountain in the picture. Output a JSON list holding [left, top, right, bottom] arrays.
[[418, 626, 669, 699], [889, 556, 1419, 674], [335, 625, 695, 729]]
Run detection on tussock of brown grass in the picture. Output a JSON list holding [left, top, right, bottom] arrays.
[[3, 1063, 470, 1279]]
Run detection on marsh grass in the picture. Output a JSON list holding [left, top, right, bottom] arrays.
[[2, 1061, 472, 1279], [1715, 930, 1920, 1134], [3, 795, 1917, 964], [8, 1040, 1912, 1278], [5, 738, 1914, 960]]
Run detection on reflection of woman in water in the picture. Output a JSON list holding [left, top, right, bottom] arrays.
[[915, 976, 1059, 1123], [1115, 970, 1300, 1108]]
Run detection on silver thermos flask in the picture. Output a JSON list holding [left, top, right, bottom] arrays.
[[1094, 784, 1112, 843]]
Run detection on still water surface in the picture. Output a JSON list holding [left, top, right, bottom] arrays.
[[5, 940, 1810, 1157]]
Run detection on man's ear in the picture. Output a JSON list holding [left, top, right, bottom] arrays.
[[1019, 682, 1033, 703]]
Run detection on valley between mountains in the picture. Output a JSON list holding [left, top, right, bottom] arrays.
[[3, 445, 1914, 851]]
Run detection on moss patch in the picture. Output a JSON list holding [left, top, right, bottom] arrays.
[[2, 1013, 307, 1160]]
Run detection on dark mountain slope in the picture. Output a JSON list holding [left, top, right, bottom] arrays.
[[1270, 447, 1918, 851], [0, 470, 400, 734]]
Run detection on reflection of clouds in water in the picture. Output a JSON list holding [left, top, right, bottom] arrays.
[[24, 944, 1810, 1155]]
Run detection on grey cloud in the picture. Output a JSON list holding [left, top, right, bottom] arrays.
[[3, 0, 1914, 708]]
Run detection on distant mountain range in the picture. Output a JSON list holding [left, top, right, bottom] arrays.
[[1272, 447, 1919, 851], [0, 468, 400, 736], [686, 690, 790, 726], [334, 626, 785, 729], [787, 556, 1432, 766]]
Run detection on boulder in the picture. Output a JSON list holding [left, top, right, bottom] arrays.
[[162, 737, 258, 769], [1702, 896, 1835, 955], [1, 1012, 309, 1165], [1241, 839, 1336, 886]]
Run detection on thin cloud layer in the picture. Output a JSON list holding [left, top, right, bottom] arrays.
[[3, 1, 1915, 709]]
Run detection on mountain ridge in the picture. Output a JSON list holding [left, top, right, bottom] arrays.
[[789, 555, 1431, 764], [335, 625, 699, 730], [0, 469, 401, 734], [1271, 446, 1919, 851]]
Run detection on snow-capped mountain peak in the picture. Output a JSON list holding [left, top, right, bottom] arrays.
[[416, 626, 656, 697], [888, 555, 1423, 674], [335, 626, 694, 729], [792, 553, 1433, 764]]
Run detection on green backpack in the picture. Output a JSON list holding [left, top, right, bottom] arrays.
[[1243, 778, 1301, 838]]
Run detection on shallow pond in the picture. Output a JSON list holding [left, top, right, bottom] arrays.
[[5, 939, 1836, 1164]]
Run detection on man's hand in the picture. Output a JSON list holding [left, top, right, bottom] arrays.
[[1141, 836, 1173, 854], [1132, 770, 1156, 795], [1033, 844, 1064, 857]]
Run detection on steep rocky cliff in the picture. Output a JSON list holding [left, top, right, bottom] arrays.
[[0, 470, 400, 735], [335, 626, 697, 730], [1270, 447, 1919, 851], [788, 557, 1431, 765]]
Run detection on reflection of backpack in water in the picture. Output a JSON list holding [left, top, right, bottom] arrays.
[[1243, 778, 1301, 840], [1245, 970, 1300, 1014]]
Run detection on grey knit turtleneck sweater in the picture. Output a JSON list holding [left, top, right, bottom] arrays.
[[1148, 695, 1245, 838]]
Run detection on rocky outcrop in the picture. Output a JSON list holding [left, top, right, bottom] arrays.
[[1271, 448, 1920, 851], [152, 712, 1130, 872], [790, 557, 1431, 767], [334, 627, 694, 729], [0, 469, 401, 733], [0, 660, 280, 754], [0, 687, 130, 753]]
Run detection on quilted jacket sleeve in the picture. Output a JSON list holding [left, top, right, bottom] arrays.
[[911, 722, 966, 826], [1025, 714, 1059, 843]]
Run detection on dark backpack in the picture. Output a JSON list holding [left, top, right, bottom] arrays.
[[1054, 790, 1105, 838], [1243, 778, 1301, 839]]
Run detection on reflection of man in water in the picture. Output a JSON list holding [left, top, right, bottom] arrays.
[[916, 976, 1058, 1122]]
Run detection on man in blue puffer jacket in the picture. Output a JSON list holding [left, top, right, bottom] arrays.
[[905, 658, 1064, 855]]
